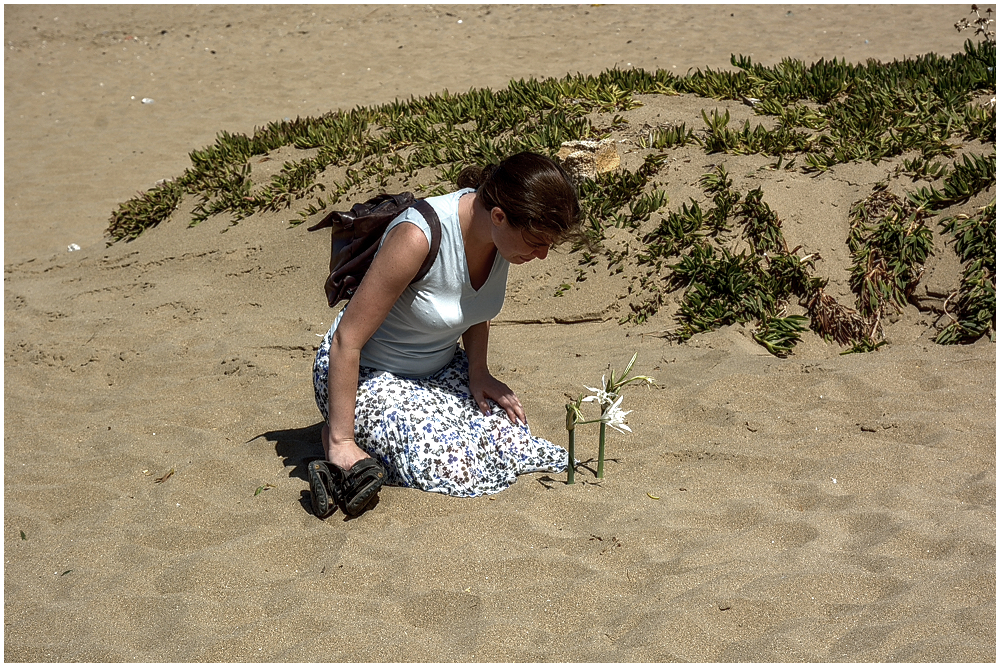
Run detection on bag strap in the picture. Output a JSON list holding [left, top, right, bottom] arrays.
[[411, 199, 441, 284]]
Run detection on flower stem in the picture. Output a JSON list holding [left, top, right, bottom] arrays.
[[597, 422, 607, 479], [567, 427, 576, 485]]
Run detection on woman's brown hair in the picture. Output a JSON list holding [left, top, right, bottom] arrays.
[[457, 152, 581, 244]]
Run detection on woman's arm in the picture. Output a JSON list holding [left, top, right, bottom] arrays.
[[462, 320, 526, 425], [324, 222, 429, 470]]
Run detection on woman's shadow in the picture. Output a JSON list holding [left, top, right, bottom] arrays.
[[254, 422, 325, 514]]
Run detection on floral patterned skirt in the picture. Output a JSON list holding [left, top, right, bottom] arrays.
[[312, 327, 568, 497]]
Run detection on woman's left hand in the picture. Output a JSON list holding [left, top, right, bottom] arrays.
[[470, 372, 527, 426]]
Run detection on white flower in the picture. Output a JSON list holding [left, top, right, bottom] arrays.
[[600, 395, 632, 434], [582, 375, 614, 407]]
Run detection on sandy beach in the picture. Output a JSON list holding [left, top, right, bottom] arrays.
[[4, 4, 995, 661]]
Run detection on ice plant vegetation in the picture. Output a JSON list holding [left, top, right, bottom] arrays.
[[565, 353, 653, 483], [107, 20, 994, 348]]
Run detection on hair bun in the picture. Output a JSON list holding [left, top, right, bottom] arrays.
[[457, 163, 499, 189]]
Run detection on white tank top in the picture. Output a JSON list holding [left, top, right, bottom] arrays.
[[332, 188, 510, 378]]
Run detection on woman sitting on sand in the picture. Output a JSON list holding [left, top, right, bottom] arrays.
[[309, 152, 582, 517]]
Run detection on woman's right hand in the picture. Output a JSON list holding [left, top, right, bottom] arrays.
[[322, 424, 371, 472]]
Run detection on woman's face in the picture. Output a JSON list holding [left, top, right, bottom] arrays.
[[490, 207, 553, 264]]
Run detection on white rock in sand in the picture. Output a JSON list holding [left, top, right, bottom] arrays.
[[557, 139, 620, 183]]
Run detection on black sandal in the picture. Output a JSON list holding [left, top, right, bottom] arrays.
[[308, 459, 338, 519], [331, 458, 386, 516]]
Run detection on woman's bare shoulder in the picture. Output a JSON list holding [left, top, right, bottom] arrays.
[[384, 218, 431, 254], [370, 219, 430, 283]]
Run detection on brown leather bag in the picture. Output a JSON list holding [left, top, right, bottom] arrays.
[[308, 193, 441, 307]]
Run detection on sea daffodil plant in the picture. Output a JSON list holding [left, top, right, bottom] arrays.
[[565, 353, 654, 482]]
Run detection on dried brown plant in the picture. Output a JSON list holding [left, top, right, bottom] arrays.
[[955, 4, 996, 43], [806, 287, 872, 346]]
